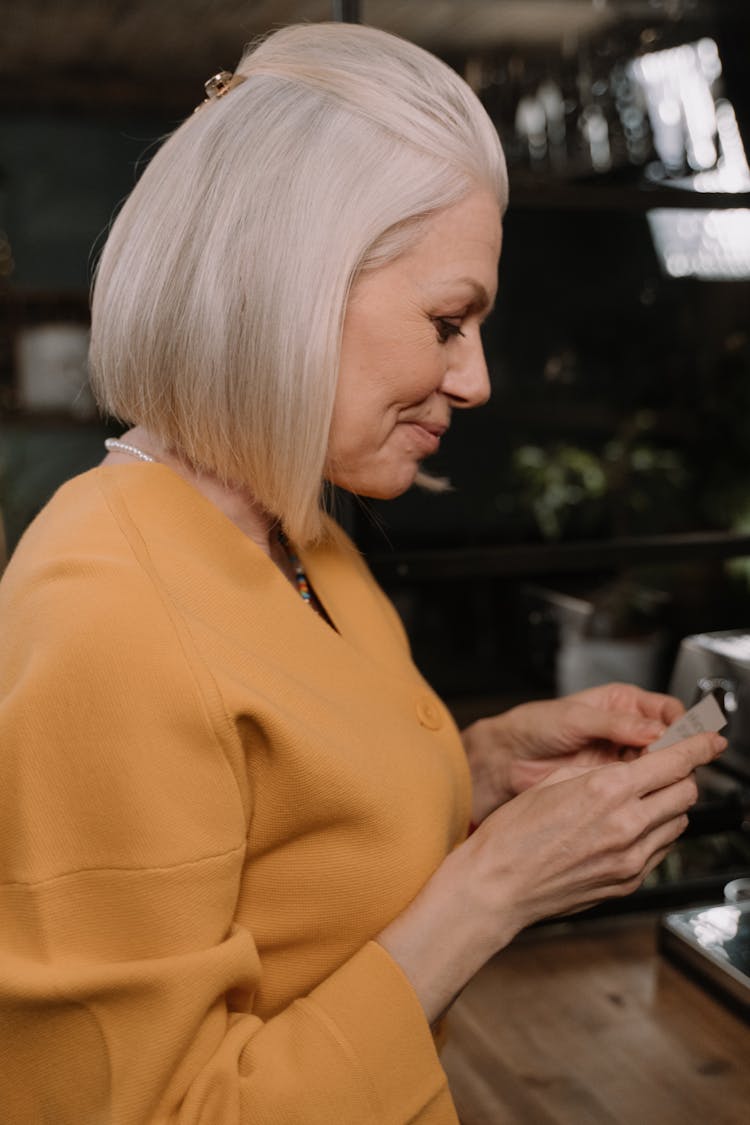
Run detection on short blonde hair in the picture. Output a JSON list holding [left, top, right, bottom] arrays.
[[90, 22, 507, 544]]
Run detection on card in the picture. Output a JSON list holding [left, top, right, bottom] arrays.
[[647, 691, 727, 752]]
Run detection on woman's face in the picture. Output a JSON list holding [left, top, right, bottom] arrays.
[[325, 188, 502, 498]]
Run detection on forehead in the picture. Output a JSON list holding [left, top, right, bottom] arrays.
[[402, 190, 502, 300], [347, 190, 502, 314]]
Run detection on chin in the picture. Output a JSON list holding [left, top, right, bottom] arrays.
[[347, 481, 415, 501], [330, 463, 421, 501]]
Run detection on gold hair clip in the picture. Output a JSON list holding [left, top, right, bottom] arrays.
[[194, 70, 246, 112]]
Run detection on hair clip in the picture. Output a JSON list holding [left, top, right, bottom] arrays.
[[194, 70, 245, 112]]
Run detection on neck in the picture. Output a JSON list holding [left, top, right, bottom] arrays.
[[106, 427, 281, 559]]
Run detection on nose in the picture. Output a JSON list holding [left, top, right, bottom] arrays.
[[440, 328, 491, 409]]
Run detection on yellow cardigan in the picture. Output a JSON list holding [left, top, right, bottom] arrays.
[[0, 464, 471, 1124]]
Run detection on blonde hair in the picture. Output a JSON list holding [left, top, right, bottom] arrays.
[[90, 22, 507, 544]]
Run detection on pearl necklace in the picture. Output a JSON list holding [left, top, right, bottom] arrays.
[[104, 438, 156, 463], [102, 437, 315, 607]]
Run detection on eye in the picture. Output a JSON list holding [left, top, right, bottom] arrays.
[[433, 316, 466, 344]]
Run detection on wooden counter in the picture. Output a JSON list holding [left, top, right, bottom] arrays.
[[441, 914, 750, 1125]]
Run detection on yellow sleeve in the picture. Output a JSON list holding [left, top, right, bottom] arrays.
[[0, 540, 456, 1124]]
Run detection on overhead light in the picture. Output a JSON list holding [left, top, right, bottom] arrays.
[[648, 208, 750, 280], [629, 38, 750, 192]]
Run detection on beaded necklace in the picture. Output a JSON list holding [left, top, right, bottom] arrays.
[[103, 438, 316, 607], [276, 530, 313, 606]]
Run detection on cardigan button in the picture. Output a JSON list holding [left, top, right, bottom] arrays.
[[416, 697, 443, 730]]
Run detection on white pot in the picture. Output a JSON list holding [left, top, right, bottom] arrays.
[[556, 627, 665, 695], [15, 322, 95, 418]]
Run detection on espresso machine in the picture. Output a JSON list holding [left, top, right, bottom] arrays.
[[661, 629, 750, 839], [670, 630, 750, 785], [660, 630, 750, 1015]]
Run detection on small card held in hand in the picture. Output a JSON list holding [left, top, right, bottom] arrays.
[[647, 692, 727, 752]]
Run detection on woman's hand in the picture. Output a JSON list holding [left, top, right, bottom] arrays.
[[468, 732, 720, 934], [377, 730, 725, 1026], [462, 682, 685, 824]]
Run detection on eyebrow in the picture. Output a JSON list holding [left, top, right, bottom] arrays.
[[450, 278, 495, 316]]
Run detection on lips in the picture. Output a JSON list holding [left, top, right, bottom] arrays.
[[414, 420, 449, 438], [404, 419, 448, 455]]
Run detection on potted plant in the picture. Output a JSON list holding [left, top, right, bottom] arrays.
[[513, 412, 682, 692]]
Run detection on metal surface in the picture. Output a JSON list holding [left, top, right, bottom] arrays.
[[660, 901, 750, 1018]]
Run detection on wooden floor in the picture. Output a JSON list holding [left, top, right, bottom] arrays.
[[441, 913, 750, 1125]]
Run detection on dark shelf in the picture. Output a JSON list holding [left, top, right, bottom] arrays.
[[0, 288, 89, 304], [366, 531, 750, 583], [0, 411, 102, 429], [508, 175, 750, 212]]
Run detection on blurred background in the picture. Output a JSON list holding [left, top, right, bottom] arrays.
[[1, 0, 750, 721]]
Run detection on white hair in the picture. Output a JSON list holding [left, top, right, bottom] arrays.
[[90, 22, 507, 544]]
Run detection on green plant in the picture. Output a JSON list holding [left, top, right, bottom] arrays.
[[513, 410, 688, 542]]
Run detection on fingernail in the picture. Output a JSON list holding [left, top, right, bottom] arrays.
[[642, 722, 665, 738], [713, 734, 728, 751]]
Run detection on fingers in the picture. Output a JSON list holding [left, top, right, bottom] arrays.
[[630, 731, 726, 797], [640, 773, 699, 827], [568, 679, 688, 733], [612, 830, 685, 895], [631, 688, 685, 726], [564, 701, 666, 749], [613, 809, 690, 893], [640, 841, 677, 882], [570, 763, 697, 848], [570, 683, 685, 727]]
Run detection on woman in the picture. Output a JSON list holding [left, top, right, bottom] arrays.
[[0, 22, 723, 1125]]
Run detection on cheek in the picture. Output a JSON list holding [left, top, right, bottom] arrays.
[[332, 361, 408, 433], [333, 324, 446, 448], [326, 387, 383, 466]]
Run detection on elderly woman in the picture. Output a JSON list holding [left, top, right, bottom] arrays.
[[0, 22, 723, 1125]]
